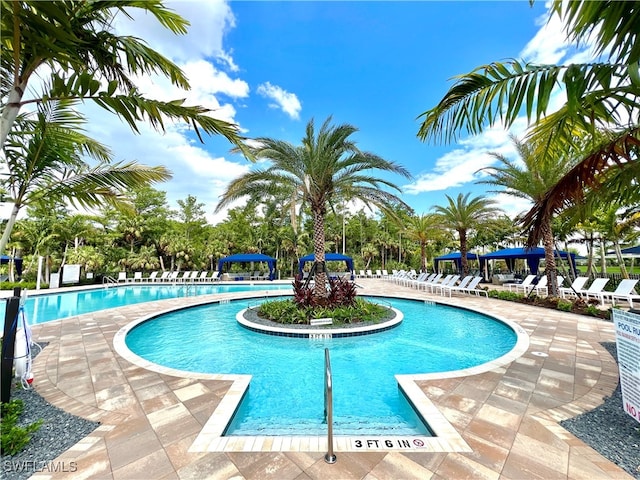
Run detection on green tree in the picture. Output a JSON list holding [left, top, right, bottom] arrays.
[[1, 100, 171, 254], [479, 136, 574, 295], [216, 117, 412, 298], [0, 0, 247, 154], [433, 193, 498, 276], [403, 214, 443, 273], [417, 1, 640, 246]]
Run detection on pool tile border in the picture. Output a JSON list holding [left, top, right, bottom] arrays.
[[113, 296, 529, 453]]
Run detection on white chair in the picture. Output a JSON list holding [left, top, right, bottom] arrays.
[[440, 275, 473, 297], [432, 275, 460, 295], [155, 271, 170, 282], [140, 271, 157, 282], [559, 276, 589, 298], [460, 276, 488, 297], [117, 272, 127, 283], [417, 273, 443, 291], [598, 279, 639, 307], [506, 275, 536, 292], [581, 278, 611, 302], [195, 271, 209, 282], [132, 271, 143, 282]]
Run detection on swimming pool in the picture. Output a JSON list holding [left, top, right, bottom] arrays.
[[124, 296, 518, 437], [21, 283, 292, 324]]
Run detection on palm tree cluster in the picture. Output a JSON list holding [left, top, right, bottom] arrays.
[[1, 1, 638, 294], [417, 0, 640, 295]]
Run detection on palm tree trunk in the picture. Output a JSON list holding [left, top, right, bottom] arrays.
[[586, 233, 594, 278], [614, 242, 629, 279], [312, 207, 328, 298], [420, 242, 427, 272], [459, 230, 469, 275], [0, 203, 20, 254], [0, 79, 28, 148], [541, 218, 559, 296]]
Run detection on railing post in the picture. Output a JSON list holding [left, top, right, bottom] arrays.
[[324, 348, 336, 464]]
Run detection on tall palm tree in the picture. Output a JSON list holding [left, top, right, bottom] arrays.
[[479, 136, 574, 295], [1, 1, 247, 153], [403, 213, 443, 273], [433, 193, 497, 276], [0, 99, 171, 254], [417, 1, 640, 246], [216, 117, 412, 298]]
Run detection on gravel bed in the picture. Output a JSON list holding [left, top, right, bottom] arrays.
[[560, 342, 640, 479], [2, 341, 639, 479], [2, 343, 100, 480]]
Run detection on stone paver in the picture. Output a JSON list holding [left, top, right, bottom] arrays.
[[21, 279, 634, 479]]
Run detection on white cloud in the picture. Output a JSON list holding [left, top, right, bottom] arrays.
[[520, 10, 571, 64], [404, 122, 523, 194], [112, 0, 236, 66], [81, 100, 251, 224], [487, 192, 534, 220], [257, 82, 302, 119]]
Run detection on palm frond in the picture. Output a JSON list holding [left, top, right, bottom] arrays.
[[522, 126, 640, 246]]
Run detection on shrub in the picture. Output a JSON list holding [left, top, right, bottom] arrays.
[[487, 289, 524, 301], [557, 299, 573, 312], [1, 399, 43, 455]]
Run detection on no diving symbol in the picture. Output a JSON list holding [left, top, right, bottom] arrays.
[[413, 438, 424, 447]]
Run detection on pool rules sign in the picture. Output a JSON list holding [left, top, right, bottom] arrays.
[[613, 309, 640, 423]]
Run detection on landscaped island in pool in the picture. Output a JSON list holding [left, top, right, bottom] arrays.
[[124, 296, 520, 436]]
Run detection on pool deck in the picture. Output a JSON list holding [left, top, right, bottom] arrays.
[[21, 279, 635, 479]]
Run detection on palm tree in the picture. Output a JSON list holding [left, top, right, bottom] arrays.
[[417, 1, 640, 246], [1, 1, 247, 153], [479, 136, 574, 295], [216, 117, 412, 298], [433, 193, 498, 276], [0, 99, 171, 254], [403, 214, 443, 273]]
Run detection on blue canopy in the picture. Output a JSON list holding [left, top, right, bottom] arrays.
[[1, 255, 23, 277], [298, 253, 354, 279], [433, 252, 479, 272], [479, 247, 576, 275], [217, 253, 276, 280]]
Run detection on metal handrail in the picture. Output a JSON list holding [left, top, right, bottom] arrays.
[[102, 275, 118, 287], [324, 348, 336, 464]]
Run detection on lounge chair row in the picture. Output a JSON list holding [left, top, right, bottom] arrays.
[[117, 270, 220, 283], [559, 277, 639, 308], [505, 274, 639, 308], [385, 271, 487, 297]]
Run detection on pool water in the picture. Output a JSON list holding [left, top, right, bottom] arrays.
[[125, 297, 517, 436], [22, 284, 292, 324]]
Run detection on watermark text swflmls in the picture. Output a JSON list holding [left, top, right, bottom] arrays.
[[2, 460, 78, 473]]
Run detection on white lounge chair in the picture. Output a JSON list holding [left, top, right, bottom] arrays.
[[141, 271, 158, 282], [506, 275, 536, 292], [440, 275, 474, 296], [460, 276, 488, 297], [155, 271, 170, 282], [597, 279, 639, 308], [117, 272, 127, 283], [195, 271, 209, 282], [406, 272, 429, 288], [559, 276, 589, 298], [581, 278, 610, 302], [132, 271, 143, 282], [432, 275, 460, 295], [418, 273, 443, 291]]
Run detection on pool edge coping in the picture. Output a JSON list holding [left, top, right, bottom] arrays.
[[112, 294, 529, 453]]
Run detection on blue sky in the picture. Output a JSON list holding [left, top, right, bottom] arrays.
[[78, 0, 593, 223]]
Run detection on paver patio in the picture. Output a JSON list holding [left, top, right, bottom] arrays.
[[18, 278, 635, 479]]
